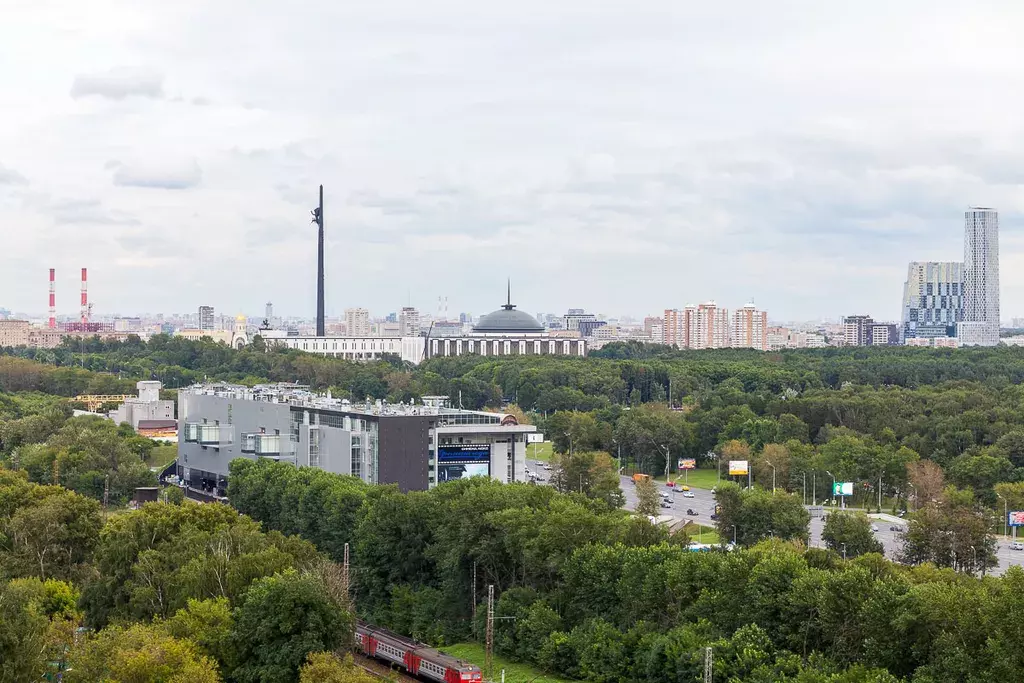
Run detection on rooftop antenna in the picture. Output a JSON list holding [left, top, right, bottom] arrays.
[[503, 279, 514, 310]]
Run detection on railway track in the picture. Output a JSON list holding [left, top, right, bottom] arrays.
[[352, 651, 423, 682]]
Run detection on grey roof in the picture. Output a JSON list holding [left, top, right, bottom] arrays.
[[473, 307, 544, 333]]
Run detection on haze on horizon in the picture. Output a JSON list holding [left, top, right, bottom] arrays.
[[2, 1, 1024, 322]]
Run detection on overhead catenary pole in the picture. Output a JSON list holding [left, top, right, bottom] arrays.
[[472, 562, 478, 621], [485, 585, 495, 680], [703, 646, 713, 683], [342, 542, 350, 599]]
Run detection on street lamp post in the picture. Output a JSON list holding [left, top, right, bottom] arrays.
[[841, 543, 847, 561], [662, 445, 671, 482], [908, 483, 917, 512], [970, 545, 978, 575], [802, 472, 807, 506], [812, 473, 816, 506], [731, 525, 737, 546], [765, 460, 776, 495], [826, 470, 836, 508]]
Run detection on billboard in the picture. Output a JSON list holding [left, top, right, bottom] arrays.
[[526, 433, 545, 444], [728, 460, 749, 476], [1009, 510, 1024, 527], [833, 482, 854, 496], [437, 444, 491, 483], [678, 458, 696, 470]]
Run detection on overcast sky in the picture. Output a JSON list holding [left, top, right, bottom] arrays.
[[3, 1, 1024, 323]]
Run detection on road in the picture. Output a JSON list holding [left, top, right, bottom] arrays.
[[527, 460, 1024, 575]]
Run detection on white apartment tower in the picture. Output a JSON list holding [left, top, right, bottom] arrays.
[[959, 207, 1000, 346], [344, 308, 371, 337], [399, 307, 421, 337], [692, 302, 729, 349], [731, 303, 768, 351]]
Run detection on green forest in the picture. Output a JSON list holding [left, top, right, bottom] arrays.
[[4, 336, 1024, 680]]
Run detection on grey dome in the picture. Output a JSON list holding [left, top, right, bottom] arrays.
[[473, 307, 544, 333]]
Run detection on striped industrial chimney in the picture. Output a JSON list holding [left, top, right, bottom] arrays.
[[80, 268, 88, 324], [48, 268, 56, 329]]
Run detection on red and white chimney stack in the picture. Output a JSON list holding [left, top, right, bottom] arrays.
[[48, 268, 56, 329], [80, 267, 88, 324]]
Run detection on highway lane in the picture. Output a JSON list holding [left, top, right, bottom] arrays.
[[527, 460, 1024, 575]]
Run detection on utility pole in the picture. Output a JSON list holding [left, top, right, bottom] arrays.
[[485, 585, 494, 681], [802, 472, 806, 506], [472, 562, 478, 621], [998, 493, 1008, 538], [703, 646, 712, 683], [765, 460, 776, 494], [52, 459, 59, 486], [878, 474, 882, 512], [103, 474, 109, 510], [342, 542, 350, 599]]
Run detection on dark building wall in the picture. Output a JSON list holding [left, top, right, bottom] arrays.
[[377, 415, 434, 492]]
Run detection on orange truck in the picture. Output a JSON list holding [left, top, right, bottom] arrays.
[[632, 473, 652, 485]]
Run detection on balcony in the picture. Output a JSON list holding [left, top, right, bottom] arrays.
[[241, 433, 282, 456], [183, 423, 233, 448]]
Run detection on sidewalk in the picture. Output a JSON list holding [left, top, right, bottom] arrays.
[[867, 512, 905, 524]]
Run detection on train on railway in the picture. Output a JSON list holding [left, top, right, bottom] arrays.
[[355, 620, 484, 683]]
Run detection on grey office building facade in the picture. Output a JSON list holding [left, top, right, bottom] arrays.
[[177, 384, 535, 498]]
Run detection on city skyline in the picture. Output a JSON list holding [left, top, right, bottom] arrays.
[[3, 3, 1024, 320]]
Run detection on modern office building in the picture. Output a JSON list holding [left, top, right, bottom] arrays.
[[842, 315, 874, 346], [959, 207, 1000, 346], [563, 309, 597, 332], [198, 306, 215, 332], [901, 261, 963, 339], [730, 303, 768, 351], [345, 308, 371, 337], [176, 384, 535, 497]]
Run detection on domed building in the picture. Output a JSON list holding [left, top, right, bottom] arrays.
[[426, 285, 586, 359], [230, 314, 249, 349]]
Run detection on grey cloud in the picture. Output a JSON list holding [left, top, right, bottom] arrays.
[[70, 68, 164, 100], [111, 160, 202, 190], [0, 164, 27, 185]]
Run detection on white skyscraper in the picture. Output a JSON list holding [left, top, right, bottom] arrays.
[[959, 207, 1000, 346]]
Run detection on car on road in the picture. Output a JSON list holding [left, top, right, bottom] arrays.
[[682, 491, 695, 498], [660, 500, 672, 508], [659, 491, 671, 500], [889, 525, 904, 532], [710, 513, 718, 520], [1011, 542, 1024, 551], [685, 508, 698, 516], [870, 524, 879, 532]]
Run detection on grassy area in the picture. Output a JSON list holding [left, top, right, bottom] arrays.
[[146, 443, 177, 470], [443, 643, 573, 683], [687, 523, 720, 544], [651, 467, 722, 490], [526, 441, 553, 462]]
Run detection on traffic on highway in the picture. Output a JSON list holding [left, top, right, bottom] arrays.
[[527, 458, 1024, 575]]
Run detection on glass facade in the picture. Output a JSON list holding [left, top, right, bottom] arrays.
[[901, 261, 963, 339]]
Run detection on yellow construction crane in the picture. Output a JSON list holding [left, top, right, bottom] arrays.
[[73, 395, 134, 411]]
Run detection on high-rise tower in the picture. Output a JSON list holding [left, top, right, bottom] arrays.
[[959, 207, 1000, 346], [312, 185, 325, 337]]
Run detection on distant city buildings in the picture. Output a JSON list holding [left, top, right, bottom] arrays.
[[731, 303, 768, 351], [766, 327, 826, 350], [841, 315, 899, 346], [399, 307, 421, 337], [959, 207, 1000, 346], [344, 308, 371, 337], [901, 262, 963, 340], [198, 305, 215, 332], [563, 309, 597, 332]]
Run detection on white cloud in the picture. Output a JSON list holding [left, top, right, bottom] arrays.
[[70, 67, 164, 100], [2, 1, 1024, 321]]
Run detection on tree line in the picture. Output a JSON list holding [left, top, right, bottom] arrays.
[[0, 467, 372, 682], [228, 459, 1024, 682]]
